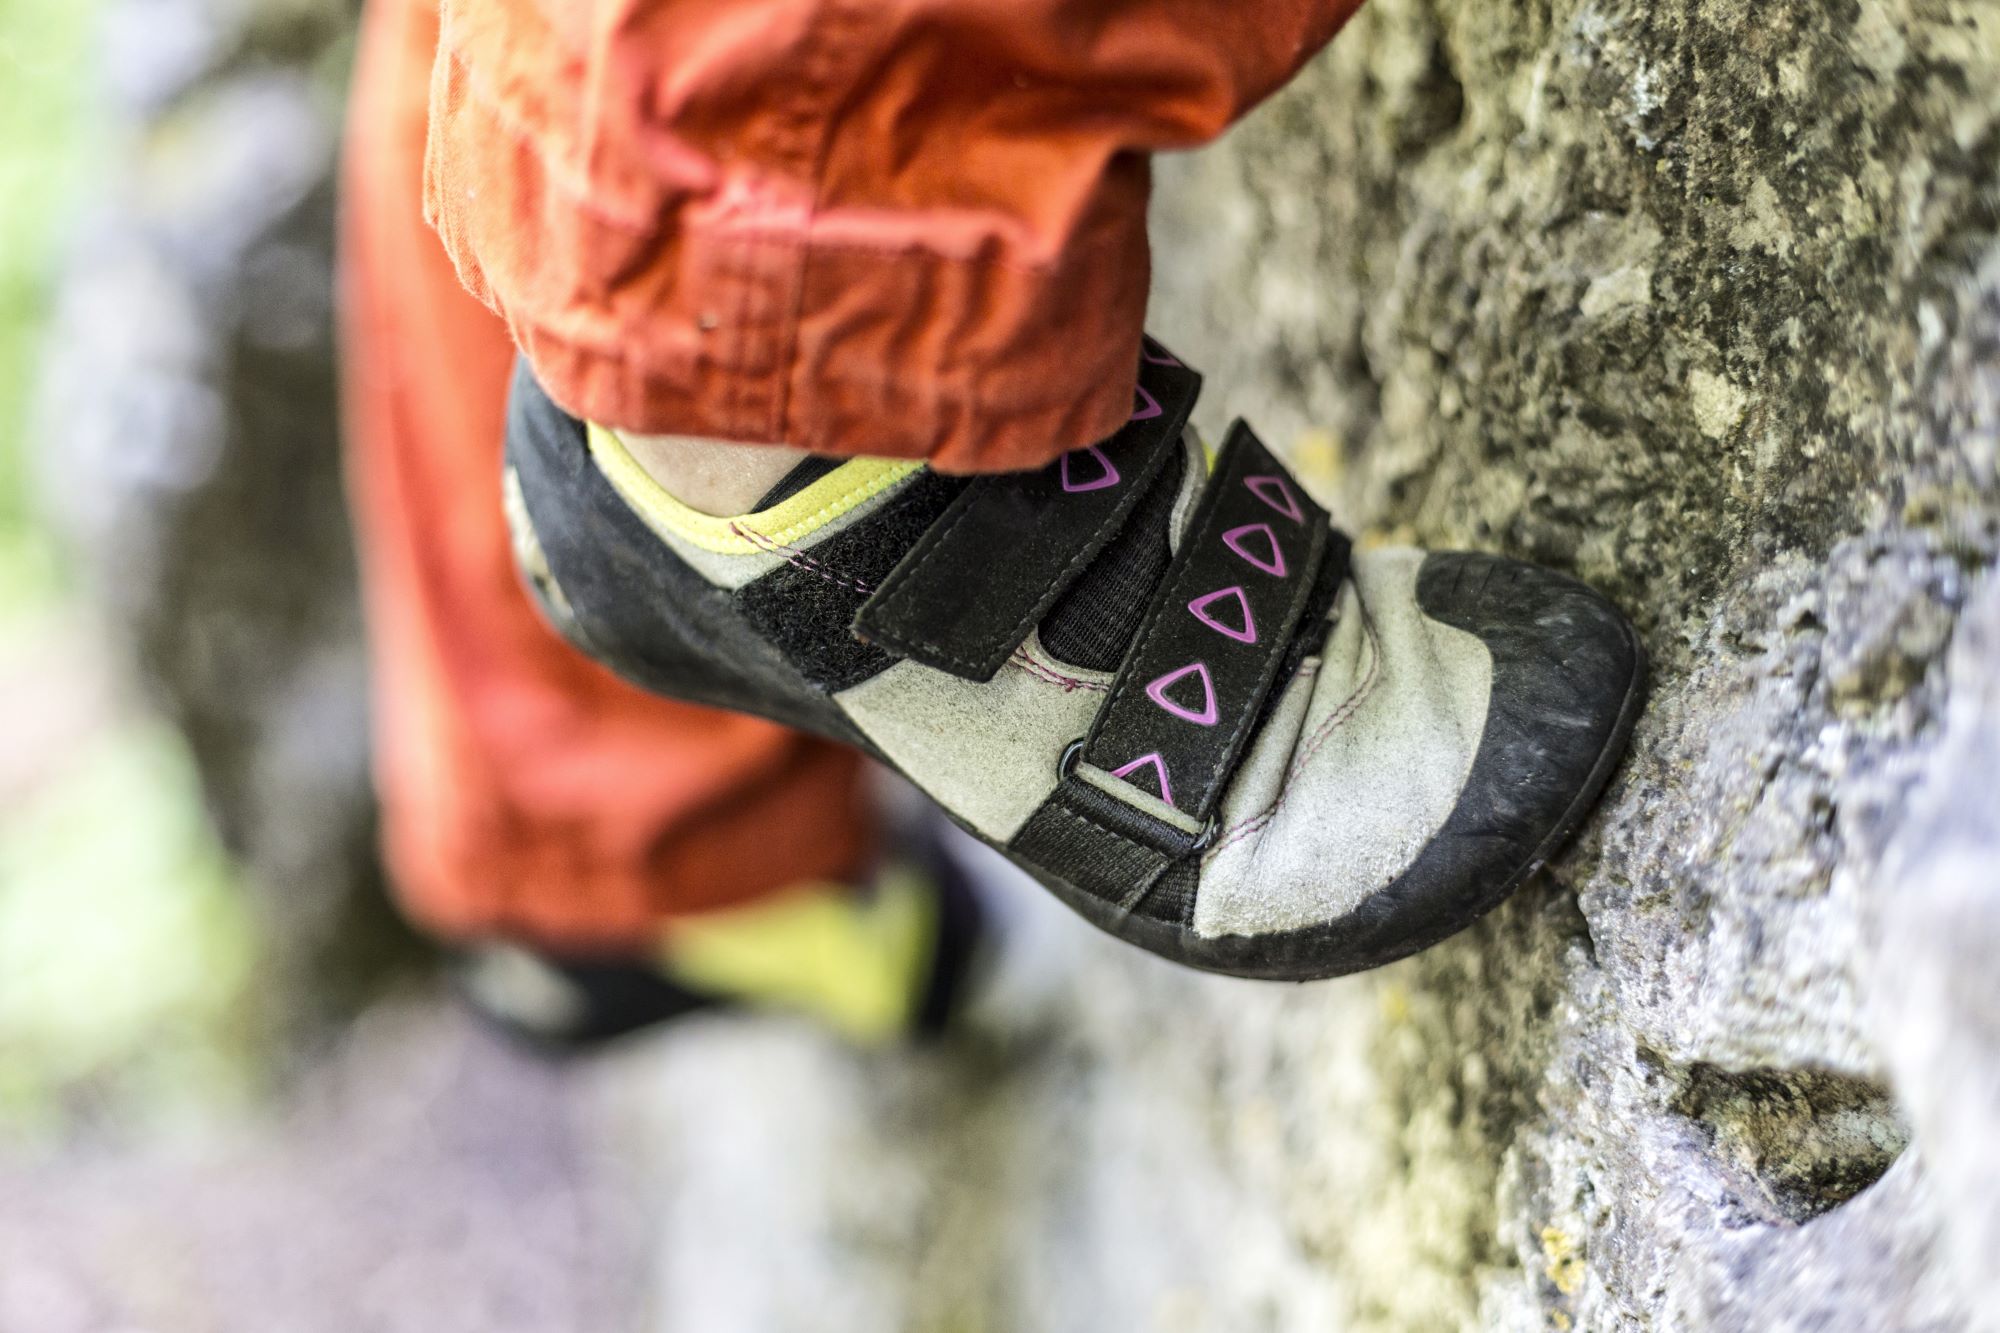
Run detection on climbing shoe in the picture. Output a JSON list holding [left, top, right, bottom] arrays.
[[501, 340, 1645, 982], [457, 834, 986, 1049]]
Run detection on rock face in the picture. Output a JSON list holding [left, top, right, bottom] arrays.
[[1135, 0, 2000, 1324], [578, 0, 2000, 1316], [29, 0, 1997, 1328]]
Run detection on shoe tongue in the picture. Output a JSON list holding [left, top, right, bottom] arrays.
[[751, 455, 844, 510], [1035, 446, 1186, 671]]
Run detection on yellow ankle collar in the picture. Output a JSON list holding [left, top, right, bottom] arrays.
[[587, 423, 921, 556]]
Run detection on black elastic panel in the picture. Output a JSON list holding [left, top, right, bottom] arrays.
[[752, 456, 845, 511], [732, 471, 963, 691], [1037, 448, 1184, 671]]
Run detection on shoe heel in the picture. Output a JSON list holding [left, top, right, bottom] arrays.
[[503, 464, 599, 657]]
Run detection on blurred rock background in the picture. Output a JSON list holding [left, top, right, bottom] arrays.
[[0, 0, 1994, 1330], [28, 0, 412, 1042]]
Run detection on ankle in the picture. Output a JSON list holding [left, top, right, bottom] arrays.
[[618, 430, 812, 516]]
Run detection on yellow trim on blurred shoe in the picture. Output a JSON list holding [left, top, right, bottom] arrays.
[[587, 422, 920, 555], [655, 871, 936, 1045]]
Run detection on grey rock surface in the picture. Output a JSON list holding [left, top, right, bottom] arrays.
[[1135, 0, 2000, 1324]]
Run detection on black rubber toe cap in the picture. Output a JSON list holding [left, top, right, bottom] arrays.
[[1325, 551, 1644, 967], [1417, 550, 1644, 827], [1177, 551, 1646, 980]]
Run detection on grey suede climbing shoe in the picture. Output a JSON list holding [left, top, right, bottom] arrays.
[[501, 340, 1645, 981]]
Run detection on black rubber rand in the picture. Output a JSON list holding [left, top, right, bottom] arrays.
[[852, 338, 1201, 682], [1010, 421, 1347, 915]]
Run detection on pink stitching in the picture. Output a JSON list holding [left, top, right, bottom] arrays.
[[1205, 612, 1382, 858], [731, 524, 875, 595], [1011, 648, 1109, 693]]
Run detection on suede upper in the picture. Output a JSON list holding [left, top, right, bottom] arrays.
[[504, 353, 1646, 980]]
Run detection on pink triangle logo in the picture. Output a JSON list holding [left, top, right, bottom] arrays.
[[1145, 662, 1219, 726], [1244, 474, 1303, 523], [1060, 445, 1120, 493], [1222, 523, 1287, 577], [1187, 586, 1258, 644], [1129, 384, 1162, 422], [1110, 752, 1176, 808]]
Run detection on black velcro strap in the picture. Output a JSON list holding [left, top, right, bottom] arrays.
[[851, 338, 1201, 682], [1008, 421, 1344, 912], [1009, 770, 1202, 914], [1074, 419, 1337, 825]]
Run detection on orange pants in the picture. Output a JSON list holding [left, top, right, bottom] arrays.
[[342, 0, 879, 950], [340, 0, 1358, 947]]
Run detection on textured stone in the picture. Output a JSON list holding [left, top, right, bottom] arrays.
[[1869, 575, 2000, 1329]]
